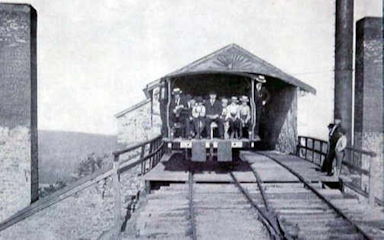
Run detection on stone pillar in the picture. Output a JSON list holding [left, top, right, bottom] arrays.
[[354, 17, 383, 202], [0, 4, 38, 222], [334, 0, 354, 145]]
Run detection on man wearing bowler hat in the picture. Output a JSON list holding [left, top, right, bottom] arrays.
[[321, 113, 347, 176], [205, 91, 223, 138]]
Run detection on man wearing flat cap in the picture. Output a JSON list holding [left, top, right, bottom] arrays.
[[321, 113, 347, 176]]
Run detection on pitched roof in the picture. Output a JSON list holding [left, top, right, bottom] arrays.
[[114, 99, 150, 118], [166, 43, 316, 94]]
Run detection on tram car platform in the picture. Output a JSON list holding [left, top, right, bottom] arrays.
[[164, 137, 259, 149], [164, 137, 260, 162]]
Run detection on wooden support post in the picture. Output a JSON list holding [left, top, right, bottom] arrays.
[[140, 145, 145, 175], [296, 136, 300, 157], [113, 155, 121, 235], [305, 138, 308, 160], [368, 155, 376, 206], [312, 140, 315, 162]]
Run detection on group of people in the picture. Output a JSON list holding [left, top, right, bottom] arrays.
[[169, 88, 257, 139]]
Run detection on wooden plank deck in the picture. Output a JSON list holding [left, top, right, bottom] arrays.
[[144, 153, 189, 182], [240, 151, 339, 183], [144, 151, 338, 183], [144, 150, 338, 184], [144, 151, 257, 183]]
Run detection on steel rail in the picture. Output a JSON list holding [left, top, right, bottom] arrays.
[[229, 172, 284, 240], [249, 166, 270, 211], [188, 171, 197, 240], [248, 165, 296, 240], [257, 151, 372, 240]]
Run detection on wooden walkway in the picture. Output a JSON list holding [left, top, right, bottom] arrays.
[[240, 151, 339, 183], [144, 151, 257, 183], [145, 150, 338, 185], [139, 150, 384, 239], [241, 151, 384, 239]]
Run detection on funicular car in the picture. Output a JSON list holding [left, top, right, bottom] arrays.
[[162, 71, 263, 162], [143, 44, 316, 162]]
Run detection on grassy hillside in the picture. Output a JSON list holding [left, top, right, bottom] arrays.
[[38, 130, 117, 184]]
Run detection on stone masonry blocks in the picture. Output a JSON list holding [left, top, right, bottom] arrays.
[[0, 3, 38, 222]]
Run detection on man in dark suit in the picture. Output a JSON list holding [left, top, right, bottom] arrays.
[[169, 88, 188, 138], [321, 114, 347, 176], [205, 92, 223, 138], [254, 76, 270, 137]]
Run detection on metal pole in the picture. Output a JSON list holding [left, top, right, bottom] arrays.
[[166, 78, 172, 139], [334, 0, 354, 146], [250, 78, 256, 140], [150, 90, 153, 127]]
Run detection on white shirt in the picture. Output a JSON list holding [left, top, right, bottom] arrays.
[[226, 104, 239, 119], [192, 105, 206, 118]]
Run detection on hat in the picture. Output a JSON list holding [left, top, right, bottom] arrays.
[[327, 123, 335, 129], [196, 96, 204, 102], [172, 88, 182, 95], [256, 75, 266, 83], [240, 95, 249, 102], [221, 98, 228, 103], [231, 96, 239, 102]]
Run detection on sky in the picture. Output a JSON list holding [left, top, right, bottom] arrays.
[[2, 0, 382, 138]]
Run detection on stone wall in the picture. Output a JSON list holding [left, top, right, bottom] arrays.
[[353, 17, 383, 201], [0, 4, 38, 222], [116, 98, 161, 149], [276, 88, 298, 153], [260, 85, 298, 153], [0, 163, 143, 239]]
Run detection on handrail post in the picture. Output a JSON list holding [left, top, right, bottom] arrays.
[[296, 136, 301, 157], [113, 154, 122, 236], [312, 139, 315, 162], [304, 137, 308, 160], [140, 145, 146, 175], [368, 154, 376, 206]]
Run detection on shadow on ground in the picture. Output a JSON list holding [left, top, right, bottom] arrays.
[[162, 151, 252, 173]]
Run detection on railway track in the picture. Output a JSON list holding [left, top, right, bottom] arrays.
[[188, 171, 197, 240], [237, 151, 371, 240], [126, 151, 379, 239]]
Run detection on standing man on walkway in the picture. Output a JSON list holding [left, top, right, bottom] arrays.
[[321, 114, 347, 176], [254, 75, 270, 137]]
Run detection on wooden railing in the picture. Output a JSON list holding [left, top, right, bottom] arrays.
[[112, 135, 164, 232], [0, 135, 164, 234], [296, 136, 382, 206], [296, 136, 328, 166]]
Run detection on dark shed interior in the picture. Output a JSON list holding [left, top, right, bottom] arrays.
[[172, 73, 251, 98], [162, 73, 298, 152]]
